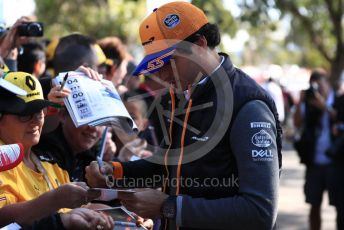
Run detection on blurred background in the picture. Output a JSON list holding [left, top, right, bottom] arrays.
[[2, 0, 343, 89]]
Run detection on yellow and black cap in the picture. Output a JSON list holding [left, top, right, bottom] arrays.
[[0, 72, 53, 115]]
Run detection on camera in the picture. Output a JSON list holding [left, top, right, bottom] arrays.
[[17, 22, 43, 37], [306, 81, 319, 100], [310, 82, 319, 93]]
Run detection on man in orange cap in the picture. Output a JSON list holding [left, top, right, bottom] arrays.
[[86, 2, 282, 229]]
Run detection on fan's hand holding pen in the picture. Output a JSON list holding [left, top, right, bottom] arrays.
[[48, 85, 71, 105], [48, 66, 101, 105]]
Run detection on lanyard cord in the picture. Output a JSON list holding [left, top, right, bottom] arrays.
[[176, 85, 192, 195], [163, 86, 176, 193], [30, 153, 54, 191]]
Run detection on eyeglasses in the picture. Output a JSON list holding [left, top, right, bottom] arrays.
[[17, 108, 47, 123]]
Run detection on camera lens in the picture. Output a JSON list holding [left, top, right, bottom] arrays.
[[17, 22, 43, 37], [27, 23, 42, 36]]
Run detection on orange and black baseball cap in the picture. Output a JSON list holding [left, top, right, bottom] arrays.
[[132, 1, 208, 76]]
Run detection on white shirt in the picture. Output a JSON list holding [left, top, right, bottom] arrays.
[[184, 55, 225, 100], [314, 90, 335, 165], [262, 81, 285, 122]]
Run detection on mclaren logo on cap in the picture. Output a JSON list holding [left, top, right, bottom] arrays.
[[164, 14, 180, 28], [142, 37, 155, 46]]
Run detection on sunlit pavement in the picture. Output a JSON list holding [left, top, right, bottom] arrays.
[[276, 141, 336, 230]]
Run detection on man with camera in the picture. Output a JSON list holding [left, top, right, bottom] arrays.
[[0, 16, 43, 72], [328, 81, 344, 230], [294, 69, 337, 230]]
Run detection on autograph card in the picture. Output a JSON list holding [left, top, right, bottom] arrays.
[[88, 188, 136, 201]]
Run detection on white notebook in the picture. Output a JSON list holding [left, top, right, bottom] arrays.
[[53, 71, 137, 133]]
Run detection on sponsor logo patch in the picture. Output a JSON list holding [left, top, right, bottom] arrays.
[[251, 129, 272, 147], [142, 37, 155, 46], [252, 149, 273, 161], [163, 14, 180, 28], [34, 185, 40, 191], [250, 122, 271, 129], [191, 136, 209, 142], [142, 50, 174, 74]]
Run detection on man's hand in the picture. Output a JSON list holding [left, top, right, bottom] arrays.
[[310, 91, 327, 111], [60, 208, 114, 230], [47, 85, 71, 105], [132, 213, 154, 230], [85, 161, 114, 188], [76, 65, 103, 81], [0, 17, 30, 58], [49, 66, 103, 105], [103, 130, 117, 161], [119, 188, 168, 219]]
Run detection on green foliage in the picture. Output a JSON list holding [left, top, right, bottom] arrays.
[[239, 0, 344, 82], [35, 0, 146, 43], [192, 0, 237, 37], [34, 0, 344, 82]]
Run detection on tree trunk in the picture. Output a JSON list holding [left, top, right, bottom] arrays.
[[330, 53, 344, 88]]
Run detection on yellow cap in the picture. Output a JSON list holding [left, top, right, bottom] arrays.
[[93, 44, 107, 65], [46, 38, 59, 61], [0, 72, 52, 115], [0, 63, 9, 73]]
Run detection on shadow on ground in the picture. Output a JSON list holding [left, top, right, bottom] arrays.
[[280, 167, 303, 186], [276, 211, 307, 230]]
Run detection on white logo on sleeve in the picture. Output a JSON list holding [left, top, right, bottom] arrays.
[[251, 149, 273, 161], [251, 129, 273, 147], [250, 122, 271, 129], [191, 136, 209, 142]]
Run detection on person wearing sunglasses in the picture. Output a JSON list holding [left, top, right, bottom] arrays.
[[0, 71, 113, 229]]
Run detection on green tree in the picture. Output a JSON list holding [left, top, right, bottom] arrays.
[[192, 0, 299, 67], [191, 0, 238, 37], [35, 0, 146, 43], [191, 0, 239, 54], [238, 3, 298, 67], [240, 0, 344, 84]]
